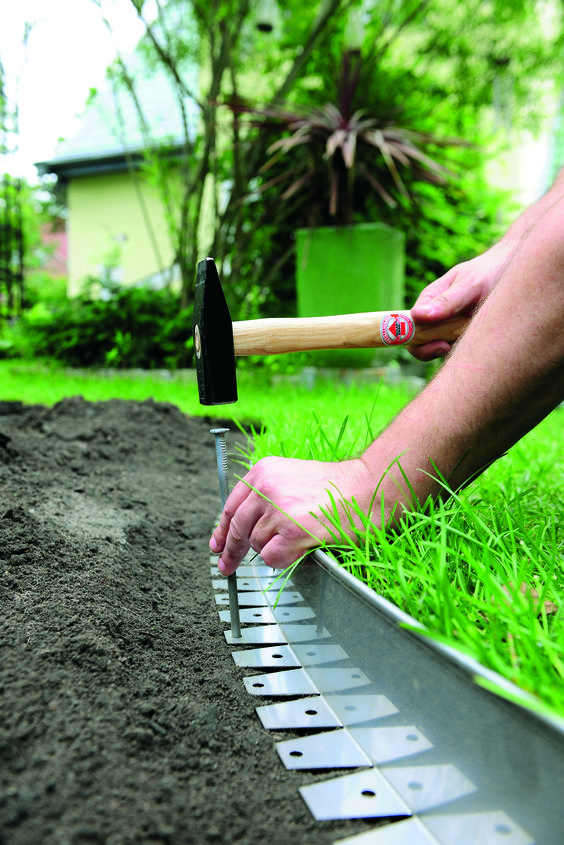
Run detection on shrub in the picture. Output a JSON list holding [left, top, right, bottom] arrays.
[[12, 280, 194, 369]]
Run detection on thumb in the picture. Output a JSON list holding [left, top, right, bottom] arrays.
[[412, 284, 472, 323], [412, 294, 454, 323]]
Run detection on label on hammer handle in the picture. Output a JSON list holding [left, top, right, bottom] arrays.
[[380, 312, 415, 346]]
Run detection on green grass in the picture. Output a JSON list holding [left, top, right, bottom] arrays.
[[0, 360, 414, 434], [3, 359, 563, 718], [343, 484, 564, 717], [246, 395, 564, 720], [0, 361, 206, 412]]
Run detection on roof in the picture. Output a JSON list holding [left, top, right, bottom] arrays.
[[37, 51, 198, 179]]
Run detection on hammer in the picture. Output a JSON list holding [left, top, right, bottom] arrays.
[[192, 257, 468, 404]]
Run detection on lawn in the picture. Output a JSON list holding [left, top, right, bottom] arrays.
[[2, 359, 563, 718]]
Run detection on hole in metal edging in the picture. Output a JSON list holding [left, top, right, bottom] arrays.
[[289, 750, 303, 758], [408, 781, 423, 791], [495, 824, 512, 835], [361, 790, 376, 798], [305, 709, 318, 715]]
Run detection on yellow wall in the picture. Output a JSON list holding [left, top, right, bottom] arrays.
[[66, 170, 177, 297]]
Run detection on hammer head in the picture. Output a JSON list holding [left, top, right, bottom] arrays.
[[192, 257, 237, 405]]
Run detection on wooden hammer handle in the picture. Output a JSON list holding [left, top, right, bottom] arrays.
[[232, 311, 468, 356]]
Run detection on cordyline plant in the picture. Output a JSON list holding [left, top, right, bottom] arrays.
[[233, 50, 467, 225]]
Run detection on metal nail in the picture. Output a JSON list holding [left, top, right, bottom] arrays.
[[210, 428, 241, 638]]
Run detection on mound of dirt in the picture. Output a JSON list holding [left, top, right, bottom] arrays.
[[0, 398, 370, 845]]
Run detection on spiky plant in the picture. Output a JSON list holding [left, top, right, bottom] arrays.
[[235, 50, 464, 225]]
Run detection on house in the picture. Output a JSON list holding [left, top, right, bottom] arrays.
[[36, 52, 196, 298]]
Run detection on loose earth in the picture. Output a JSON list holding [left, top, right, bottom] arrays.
[[0, 397, 375, 845]]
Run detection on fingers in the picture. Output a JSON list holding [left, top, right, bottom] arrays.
[[209, 455, 345, 576], [258, 531, 313, 570], [409, 267, 477, 361], [411, 275, 454, 321], [210, 478, 252, 551], [413, 263, 491, 326], [210, 490, 319, 575], [214, 498, 308, 576], [408, 339, 452, 362], [412, 274, 463, 323], [210, 484, 266, 576]]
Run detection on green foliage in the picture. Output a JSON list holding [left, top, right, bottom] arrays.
[[213, 0, 562, 314], [0, 171, 66, 341], [0, 175, 25, 319], [236, 49, 462, 225], [386, 164, 516, 302], [23, 271, 68, 310], [402, 0, 564, 133], [94, 0, 564, 325], [11, 281, 193, 369]]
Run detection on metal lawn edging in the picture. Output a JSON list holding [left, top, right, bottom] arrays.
[[311, 548, 564, 736], [213, 548, 564, 845]]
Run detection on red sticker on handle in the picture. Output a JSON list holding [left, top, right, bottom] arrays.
[[380, 313, 415, 346]]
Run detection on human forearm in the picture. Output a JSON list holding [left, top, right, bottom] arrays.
[[365, 197, 564, 517]]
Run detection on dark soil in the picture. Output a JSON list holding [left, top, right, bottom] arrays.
[[0, 397, 370, 845]]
